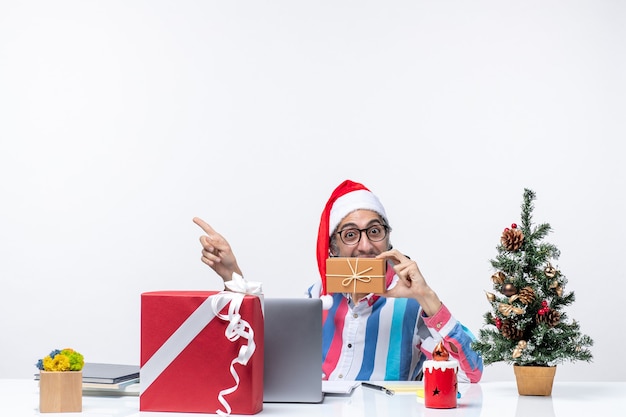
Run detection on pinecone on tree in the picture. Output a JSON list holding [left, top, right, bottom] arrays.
[[518, 286, 536, 305], [536, 309, 561, 327], [501, 228, 524, 251], [500, 319, 524, 340]]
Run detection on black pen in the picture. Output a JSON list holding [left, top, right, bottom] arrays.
[[361, 382, 395, 396]]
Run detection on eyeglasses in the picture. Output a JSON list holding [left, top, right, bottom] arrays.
[[336, 224, 389, 246]]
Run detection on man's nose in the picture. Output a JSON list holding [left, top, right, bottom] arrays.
[[356, 231, 375, 251]]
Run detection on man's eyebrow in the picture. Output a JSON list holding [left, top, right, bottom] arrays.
[[338, 219, 384, 231]]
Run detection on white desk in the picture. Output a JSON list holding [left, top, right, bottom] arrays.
[[1, 379, 623, 417]]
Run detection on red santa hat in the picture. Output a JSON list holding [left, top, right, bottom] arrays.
[[316, 180, 388, 309]]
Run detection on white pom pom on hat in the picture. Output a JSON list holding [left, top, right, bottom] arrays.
[[320, 294, 334, 310], [316, 180, 387, 309]]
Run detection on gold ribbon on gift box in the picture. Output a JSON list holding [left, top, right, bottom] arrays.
[[326, 258, 385, 294]]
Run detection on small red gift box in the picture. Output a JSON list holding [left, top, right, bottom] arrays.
[[140, 291, 264, 415], [326, 258, 386, 294]]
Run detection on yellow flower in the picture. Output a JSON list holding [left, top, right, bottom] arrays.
[[43, 354, 71, 371]]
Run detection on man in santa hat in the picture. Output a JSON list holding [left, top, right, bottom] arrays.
[[193, 179, 483, 383]]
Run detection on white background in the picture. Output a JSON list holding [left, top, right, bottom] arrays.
[[1, 1, 624, 382]]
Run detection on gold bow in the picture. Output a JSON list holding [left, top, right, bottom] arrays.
[[498, 302, 525, 316], [497, 293, 525, 316], [491, 271, 506, 285], [550, 280, 563, 297], [512, 340, 527, 358]]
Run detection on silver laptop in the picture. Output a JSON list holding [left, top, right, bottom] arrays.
[[263, 297, 324, 403]]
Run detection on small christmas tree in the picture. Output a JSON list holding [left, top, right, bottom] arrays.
[[472, 189, 593, 367]]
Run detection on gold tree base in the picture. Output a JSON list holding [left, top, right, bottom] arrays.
[[513, 365, 556, 396], [39, 371, 82, 413]]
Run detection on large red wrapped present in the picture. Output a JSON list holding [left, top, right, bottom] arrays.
[[140, 290, 264, 415]]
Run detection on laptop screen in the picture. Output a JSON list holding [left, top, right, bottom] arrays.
[[263, 297, 324, 403]]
